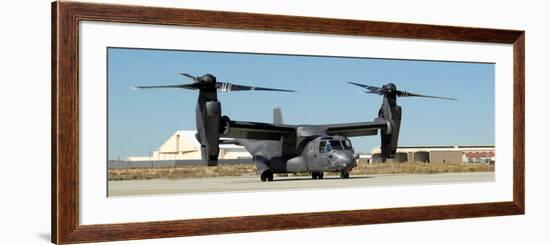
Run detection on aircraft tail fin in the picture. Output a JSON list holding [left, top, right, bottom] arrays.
[[273, 107, 283, 124]]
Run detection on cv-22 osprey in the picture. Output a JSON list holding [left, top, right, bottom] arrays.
[[133, 73, 456, 181]]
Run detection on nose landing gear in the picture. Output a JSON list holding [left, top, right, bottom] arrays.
[[340, 170, 350, 179]]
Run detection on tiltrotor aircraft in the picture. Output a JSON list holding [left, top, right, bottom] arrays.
[[134, 73, 456, 181]]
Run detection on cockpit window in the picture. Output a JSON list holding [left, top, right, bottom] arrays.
[[342, 140, 353, 150], [319, 141, 327, 153], [329, 140, 343, 150], [320, 140, 346, 153]]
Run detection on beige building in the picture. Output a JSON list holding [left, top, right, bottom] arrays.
[[369, 145, 495, 164], [128, 130, 252, 161]]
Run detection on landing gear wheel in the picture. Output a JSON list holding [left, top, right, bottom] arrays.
[[207, 155, 218, 166], [311, 172, 324, 179], [261, 171, 274, 182], [340, 171, 350, 179]]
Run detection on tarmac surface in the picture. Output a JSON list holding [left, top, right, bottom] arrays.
[[108, 172, 494, 196]]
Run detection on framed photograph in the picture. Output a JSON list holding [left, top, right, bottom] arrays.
[[52, 1, 524, 244]]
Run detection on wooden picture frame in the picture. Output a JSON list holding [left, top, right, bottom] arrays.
[[52, 1, 525, 244]]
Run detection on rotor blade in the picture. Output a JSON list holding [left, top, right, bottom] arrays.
[[131, 83, 199, 90], [396, 90, 457, 101], [216, 82, 296, 92], [347, 82, 384, 94], [179, 73, 198, 81], [360, 91, 382, 95]]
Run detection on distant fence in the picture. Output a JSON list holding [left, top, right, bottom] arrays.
[[108, 159, 255, 169]]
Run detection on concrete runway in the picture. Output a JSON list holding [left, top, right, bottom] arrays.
[[108, 172, 494, 196]]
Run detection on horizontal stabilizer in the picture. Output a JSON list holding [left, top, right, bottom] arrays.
[[273, 107, 284, 124]]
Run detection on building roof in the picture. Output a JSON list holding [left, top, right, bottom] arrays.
[[176, 130, 202, 149], [371, 145, 495, 154]]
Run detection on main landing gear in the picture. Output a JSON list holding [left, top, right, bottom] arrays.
[[260, 170, 274, 182], [340, 171, 350, 179], [311, 171, 324, 179]]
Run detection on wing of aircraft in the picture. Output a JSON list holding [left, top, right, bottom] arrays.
[[224, 117, 388, 139], [322, 118, 388, 137], [223, 120, 296, 140]]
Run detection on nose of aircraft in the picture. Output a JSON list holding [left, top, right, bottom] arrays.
[[330, 151, 356, 167]]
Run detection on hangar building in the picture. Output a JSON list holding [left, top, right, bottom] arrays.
[[369, 145, 495, 164], [127, 130, 252, 161]]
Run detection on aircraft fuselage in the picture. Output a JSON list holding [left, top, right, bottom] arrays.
[[238, 134, 359, 181]]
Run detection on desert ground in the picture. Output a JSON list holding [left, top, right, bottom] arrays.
[[108, 171, 494, 196], [108, 162, 494, 196]]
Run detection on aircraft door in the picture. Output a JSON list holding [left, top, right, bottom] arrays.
[[305, 139, 322, 171], [317, 140, 331, 169], [305, 141, 317, 170]]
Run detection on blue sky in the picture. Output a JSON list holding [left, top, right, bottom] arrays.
[[108, 47, 494, 160]]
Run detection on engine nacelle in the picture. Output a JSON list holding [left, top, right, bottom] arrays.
[[196, 100, 222, 166], [379, 103, 401, 159]]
